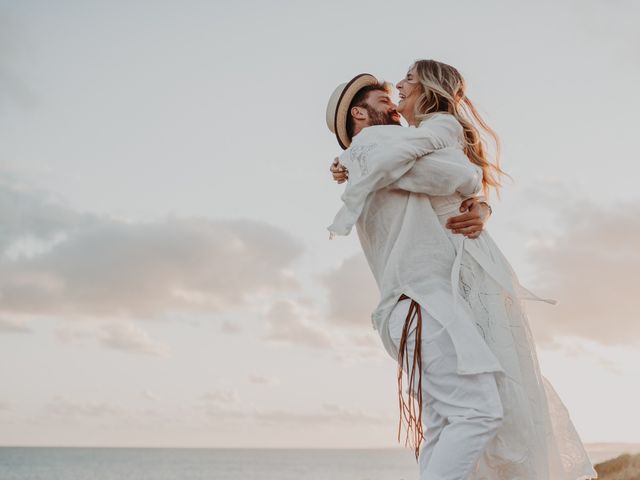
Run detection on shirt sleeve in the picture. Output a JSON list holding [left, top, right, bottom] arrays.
[[386, 150, 483, 197]]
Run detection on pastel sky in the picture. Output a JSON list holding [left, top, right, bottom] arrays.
[[1, 0, 639, 448]]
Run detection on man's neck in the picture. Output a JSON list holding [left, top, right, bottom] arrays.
[[352, 122, 369, 139], [353, 125, 368, 138]]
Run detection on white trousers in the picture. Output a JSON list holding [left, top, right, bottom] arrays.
[[388, 298, 504, 480]]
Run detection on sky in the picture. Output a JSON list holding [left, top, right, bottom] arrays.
[[1, 0, 639, 448]]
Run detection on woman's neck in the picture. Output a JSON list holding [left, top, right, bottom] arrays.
[[403, 112, 418, 127]]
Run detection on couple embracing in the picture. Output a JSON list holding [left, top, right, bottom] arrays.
[[325, 59, 597, 480]]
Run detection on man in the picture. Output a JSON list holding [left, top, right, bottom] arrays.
[[325, 74, 505, 479]]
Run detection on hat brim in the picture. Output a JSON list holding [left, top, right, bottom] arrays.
[[333, 73, 379, 149]]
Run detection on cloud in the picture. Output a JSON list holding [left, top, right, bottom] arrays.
[[142, 390, 158, 401], [546, 336, 629, 375], [0, 182, 303, 320], [0, 177, 91, 255], [54, 324, 94, 344], [319, 254, 378, 328], [220, 320, 242, 334], [41, 397, 166, 426], [54, 322, 168, 358], [262, 300, 333, 349], [99, 322, 169, 356], [247, 374, 278, 385], [526, 199, 640, 346], [197, 390, 241, 418], [0, 317, 31, 333], [200, 397, 390, 426], [250, 403, 390, 426], [201, 390, 240, 406], [262, 299, 386, 360], [45, 397, 127, 419]]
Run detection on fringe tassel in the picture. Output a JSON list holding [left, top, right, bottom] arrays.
[[396, 299, 425, 463]]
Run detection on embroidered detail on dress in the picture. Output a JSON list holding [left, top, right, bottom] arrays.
[[459, 267, 472, 300], [457, 248, 596, 479]]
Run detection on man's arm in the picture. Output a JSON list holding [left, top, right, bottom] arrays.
[[446, 197, 492, 239]]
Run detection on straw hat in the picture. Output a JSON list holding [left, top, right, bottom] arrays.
[[325, 73, 378, 149]]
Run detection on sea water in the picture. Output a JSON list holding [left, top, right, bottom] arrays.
[[0, 444, 638, 480]]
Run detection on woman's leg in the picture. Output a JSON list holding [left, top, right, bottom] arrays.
[[388, 298, 504, 480]]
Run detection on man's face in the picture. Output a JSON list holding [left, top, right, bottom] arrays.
[[361, 90, 402, 127]]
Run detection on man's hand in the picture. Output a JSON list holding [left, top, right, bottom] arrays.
[[330, 158, 349, 184], [445, 197, 491, 239]]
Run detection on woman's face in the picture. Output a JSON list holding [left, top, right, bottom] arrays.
[[395, 65, 421, 120]]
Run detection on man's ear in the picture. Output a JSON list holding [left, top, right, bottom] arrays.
[[350, 106, 367, 121]]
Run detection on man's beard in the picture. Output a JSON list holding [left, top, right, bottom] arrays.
[[366, 106, 401, 126]]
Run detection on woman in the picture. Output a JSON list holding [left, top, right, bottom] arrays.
[[329, 60, 597, 479]]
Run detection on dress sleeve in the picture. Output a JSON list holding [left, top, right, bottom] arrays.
[[343, 114, 463, 190], [328, 115, 460, 236], [387, 151, 483, 197], [385, 113, 481, 196]]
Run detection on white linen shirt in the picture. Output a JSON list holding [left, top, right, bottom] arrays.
[[328, 113, 505, 375]]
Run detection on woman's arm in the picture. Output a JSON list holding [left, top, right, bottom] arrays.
[[339, 115, 463, 195], [368, 113, 480, 195], [387, 151, 483, 197], [328, 116, 461, 236], [336, 113, 477, 195], [331, 151, 482, 196]]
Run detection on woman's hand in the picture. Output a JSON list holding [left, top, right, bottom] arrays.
[[330, 158, 349, 184], [446, 197, 491, 239]]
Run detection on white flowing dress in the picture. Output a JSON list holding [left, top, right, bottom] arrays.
[[432, 194, 598, 480], [328, 113, 598, 479]]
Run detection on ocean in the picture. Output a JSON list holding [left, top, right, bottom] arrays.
[[1, 444, 639, 480]]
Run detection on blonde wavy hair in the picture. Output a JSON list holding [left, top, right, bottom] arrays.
[[411, 59, 509, 197]]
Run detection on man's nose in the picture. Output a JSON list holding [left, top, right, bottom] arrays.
[[395, 80, 403, 90]]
